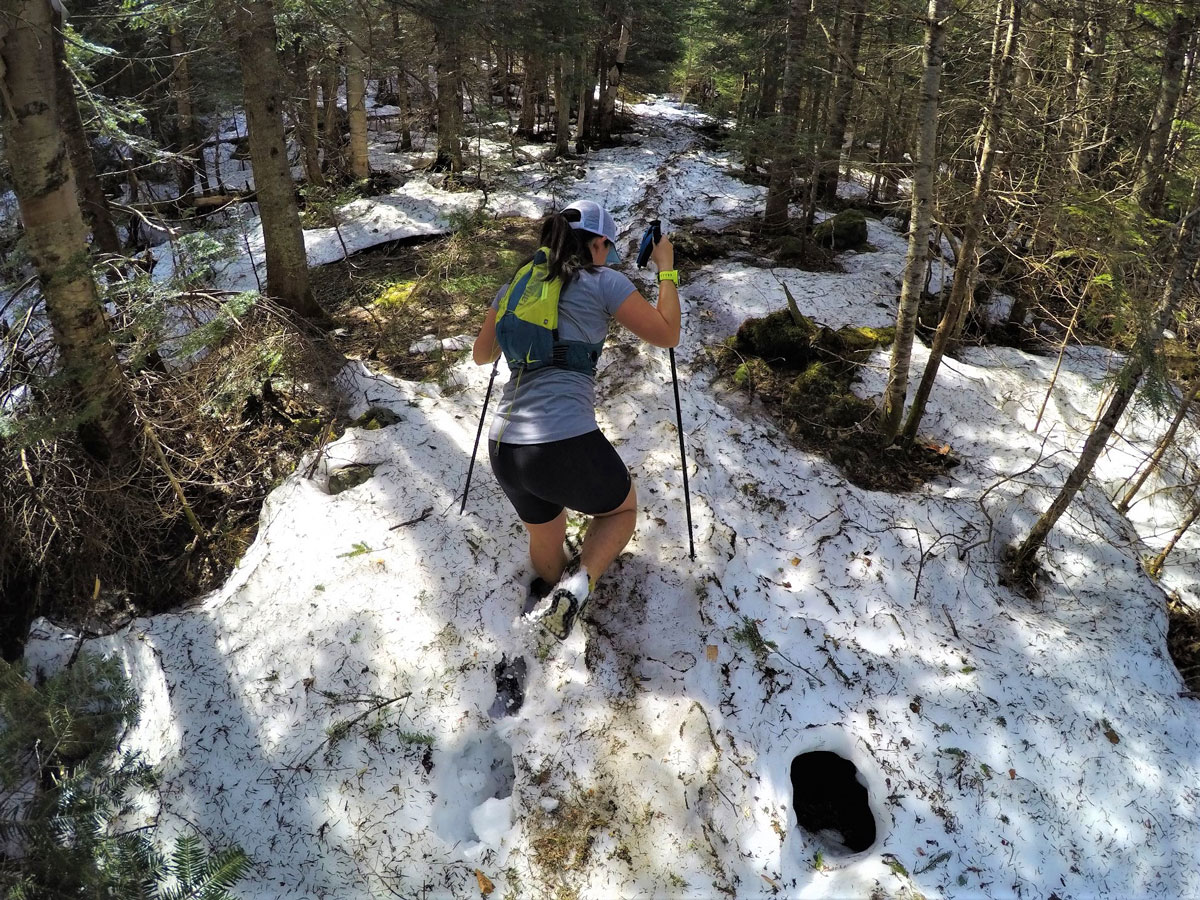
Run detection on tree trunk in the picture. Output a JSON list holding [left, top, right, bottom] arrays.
[[817, 0, 866, 204], [321, 56, 344, 177], [294, 51, 326, 186], [1117, 378, 1200, 514], [1068, 9, 1107, 177], [518, 51, 537, 137], [598, 2, 632, 144], [554, 51, 570, 158], [1132, 12, 1193, 213], [167, 24, 206, 199], [52, 13, 121, 255], [228, 0, 329, 323], [1011, 176, 1200, 578], [756, 37, 782, 120], [880, 0, 947, 442], [347, 29, 370, 178], [0, 0, 137, 462], [901, 0, 1022, 445], [763, 0, 810, 231], [391, 5, 412, 150], [1146, 495, 1200, 578], [575, 47, 593, 150], [432, 9, 464, 172]]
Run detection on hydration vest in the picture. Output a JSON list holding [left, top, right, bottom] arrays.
[[494, 247, 604, 376]]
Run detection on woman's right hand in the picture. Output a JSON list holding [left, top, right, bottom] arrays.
[[651, 233, 675, 272]]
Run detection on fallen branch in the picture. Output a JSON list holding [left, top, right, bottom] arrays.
[[389, 506, 433, 530]]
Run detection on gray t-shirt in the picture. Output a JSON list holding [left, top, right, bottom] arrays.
[[489, 266, 636, 444]]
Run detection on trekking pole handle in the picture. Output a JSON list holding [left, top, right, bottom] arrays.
[[636, 220, 662, 269]]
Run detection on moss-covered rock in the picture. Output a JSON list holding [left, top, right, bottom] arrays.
[[671, 229, 725, 265], [775, 236, 807, 265], [735, 309, 817, 368], [813, 210, 869, 251], [733, 358, 774, 391], [782, 361, 874, 430]]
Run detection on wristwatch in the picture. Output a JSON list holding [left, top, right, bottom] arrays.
[[657, 269, 680, 285]]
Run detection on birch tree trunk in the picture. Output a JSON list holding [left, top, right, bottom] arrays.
[[763, 0, 810, 231], [816, 0, 866, 204], [598, 3, 632, 144], [1011, 176, 1200, 578], [229, 0, 329, 323], [0, 0, 136, 462], [52, 13, 121, 255], [901, 0, 1022, 445], [880, 0, 947, 441], [347, 28, 370, 179], [1132, 12, 1193, 213]]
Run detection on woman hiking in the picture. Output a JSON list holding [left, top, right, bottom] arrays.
[[471, 200, 680, 640]]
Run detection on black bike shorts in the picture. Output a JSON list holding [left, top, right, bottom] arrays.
[[489, 429, 632, 525]]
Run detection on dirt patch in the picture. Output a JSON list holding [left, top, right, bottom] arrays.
[[1168, 595, 1200, 696], [712, 307, 958, 491], [528, 785, 616, 900], [313, 215, 542, 382]]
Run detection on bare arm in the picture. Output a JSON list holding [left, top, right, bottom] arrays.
[[614, 288, 680, 348], [613, 234, 680, 348], [472, 307, 500, 365]]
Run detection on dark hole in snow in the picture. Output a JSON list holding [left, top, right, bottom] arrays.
[[790, 750, 876, 853], [489, 655, 526, 718]]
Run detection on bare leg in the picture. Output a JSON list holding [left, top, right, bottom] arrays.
[[524, 510, 569, 584], [580, 481, 637, 583]]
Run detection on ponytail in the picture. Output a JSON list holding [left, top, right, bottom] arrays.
[[512, 212, 599, 285]]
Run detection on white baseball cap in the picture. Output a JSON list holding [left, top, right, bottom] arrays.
[[563, 199, 620, 265]]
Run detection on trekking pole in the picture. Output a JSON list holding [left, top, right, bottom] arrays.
[[460, 357, 499, 515], [638, 220, 695, 560], [669, 346, 695, 560]]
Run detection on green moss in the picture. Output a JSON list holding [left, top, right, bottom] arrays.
[[733, 358, 773, 389], [372, 280, 418, 308], [775, 235, 807, 265], [736, 309, 816, 367], [352, 407, 401, 430], [836, 324, 896, 352], [444, 272, 503, 296], [813, 210, 869, 251]]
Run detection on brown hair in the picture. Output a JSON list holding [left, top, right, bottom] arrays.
[[511, 211, 601, 285]]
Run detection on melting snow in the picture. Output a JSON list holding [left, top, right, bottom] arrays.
[[23, 99, 1200, 899]]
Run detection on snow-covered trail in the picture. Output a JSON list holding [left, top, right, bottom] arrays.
[[26, 100, 1200, 899]]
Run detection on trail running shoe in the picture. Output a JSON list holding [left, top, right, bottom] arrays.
[[539, 589, 582, 641], [523, 577, 554, 615]]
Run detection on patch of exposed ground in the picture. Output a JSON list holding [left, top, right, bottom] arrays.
[[711, 305, 958, 491], [313, 216, 542, 382], [1168, 594, 1200, 696]]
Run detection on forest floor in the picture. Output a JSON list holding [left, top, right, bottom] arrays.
[[22, 99, 1200, 899]]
